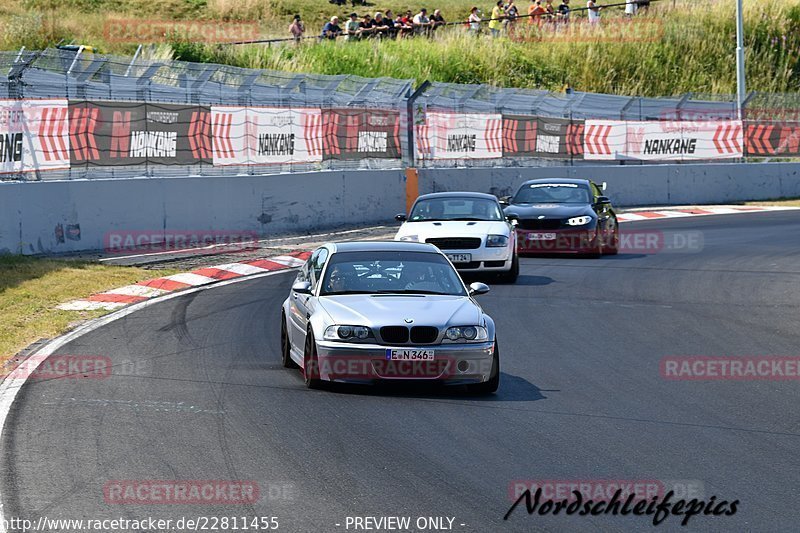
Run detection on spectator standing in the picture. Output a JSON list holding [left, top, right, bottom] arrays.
[[345, 12, 361, 40], [528, 0, 546, 27], [359, 13, 376, 37], [373, 12, 390, 37], [504, 0, 519, 33], [384, 10, 397, 36], [320, 16, 341, 39], [488, 0, 504, 37], [431, 9, 446, 31], [289, 14, 305, 42], [544, 0, 555, 24], [587, 0, 601, 24], [468, 6, 482, 34], [557, 0, 570, 25], [625, 0, 638, 16]]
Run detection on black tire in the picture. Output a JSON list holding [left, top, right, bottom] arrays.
[[497, 253, 519, 284], [280, 312, 298, 368], [303, 327, 323, 389], [605, 221, 619, 255], [467, 339, 500, 394]]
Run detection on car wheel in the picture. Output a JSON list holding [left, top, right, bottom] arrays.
[[497, 252, 519, 284], [605, 221, 619, 255], [467, 339, 500, 394], [280, 312, 298, 368], [303, 326, 323, 389]]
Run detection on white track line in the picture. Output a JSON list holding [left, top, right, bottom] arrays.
[[0, 268, 296, 532]]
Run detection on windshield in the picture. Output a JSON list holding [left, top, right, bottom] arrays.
[[409, 197, 503, 221], [513, 183, 591, 204], [320, 251, 467, 296]]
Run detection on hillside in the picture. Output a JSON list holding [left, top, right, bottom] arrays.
[[1, 0, 799, 95]]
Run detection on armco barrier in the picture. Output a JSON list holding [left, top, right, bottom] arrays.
[[2, 163, 800, 255]]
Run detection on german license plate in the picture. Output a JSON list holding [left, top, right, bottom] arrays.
[[446, 253, 471, 263], [528, 232, 556, 240], [385, 349, 435, 361]]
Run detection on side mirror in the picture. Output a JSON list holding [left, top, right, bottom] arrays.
[[506, 213, 519, 226], [498, 196, 511, 206], [292, 281, 312, 294], [595, 196, 611, 205], [395, 213, 407, 222], [468, 282, 490, 296], [601, 181, 608, 191]]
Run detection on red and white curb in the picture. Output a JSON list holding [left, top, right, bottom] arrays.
[[57, 251, 311, 311], [617, 205, 799, 222]]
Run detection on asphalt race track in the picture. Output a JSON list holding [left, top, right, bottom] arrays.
[[2, 211, 800, 533]]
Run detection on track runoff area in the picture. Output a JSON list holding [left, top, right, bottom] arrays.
[[1, 206, 799, 532]]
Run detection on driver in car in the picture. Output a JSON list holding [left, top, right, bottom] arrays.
[[400, 262, 441, 292], [326, 264, 357, 293]]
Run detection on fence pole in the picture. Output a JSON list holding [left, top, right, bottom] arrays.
[[405, 80, 431, 168]]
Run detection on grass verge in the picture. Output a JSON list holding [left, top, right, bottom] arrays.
[[743, 198, 800, 207], [0, 256, 180, 365]]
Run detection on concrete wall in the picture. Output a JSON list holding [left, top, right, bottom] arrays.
[[418, 163, 800, 206], [2, 163, 800, 255], [0, 171, 407, 255]]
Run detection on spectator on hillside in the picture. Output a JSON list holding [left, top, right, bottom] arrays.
[[431, 9, 446, 31], [544, 0, 555, 20], [289, 14, 305, 42], [384, 10, 397, 35], [321, 16, 341, 39], [488, 0, 505, 37], [413, 8, 433, 35], [468, 6, 482, 34], [373, 13, 391, 37], [638, 0, 650, 12], [625, 0, 638, 16], [587, 0, 601, 24], [557, 0, 570, 24], [350, 0, 366, 6], [528, 0, 546, 27], [329, 0, 346, 6], [359, 13, 376, 37], [345, 12, 361, 40], [504, 0, 519, 32], [396, 13, 413, 37]]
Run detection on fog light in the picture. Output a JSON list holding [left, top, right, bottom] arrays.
[[457, 360, 469, 372]]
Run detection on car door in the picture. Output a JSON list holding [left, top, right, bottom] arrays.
[[290, 247, 329, 349]]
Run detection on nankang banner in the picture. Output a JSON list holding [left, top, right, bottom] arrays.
[[211, 106, 323, 166], [418, 112, 503, 160], [0, 99, 70, 174], [583, 120, 744, 161], [502, 115, 571, 158], [321, 109, 402, 160], [68, 101, 211, 166]]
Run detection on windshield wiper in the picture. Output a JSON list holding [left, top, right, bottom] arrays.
[[321, 290, 373, 295], [450, 217, 492, 221], [374, 289, 452, 295]]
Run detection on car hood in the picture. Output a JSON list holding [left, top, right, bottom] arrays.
[[318, 294, 482, 328], [395, 220, 509, 241], [504, 203, 594, 219]]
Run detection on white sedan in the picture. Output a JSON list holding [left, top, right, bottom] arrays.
[[394, 192, 519, 283]]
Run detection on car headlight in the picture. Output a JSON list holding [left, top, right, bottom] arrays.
[[323, 325, 374, 341], [398, 235, 419, 242], [566, 216, 593, 226], [486, 234, 509, 247], [443, 326, 488, 342]]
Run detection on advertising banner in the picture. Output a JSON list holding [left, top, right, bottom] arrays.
[[211, 106, 323, 166], [322, 109, 402, 160], [1, 99, 69, 173], [745, 122, 800, 157], [419, 112, 503, 160], [68, 101, 211, 166], [502, 115, 571, 158]]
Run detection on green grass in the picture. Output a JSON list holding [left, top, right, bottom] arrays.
[[2, 0, 799, 95], [0, 256, 180, 363]]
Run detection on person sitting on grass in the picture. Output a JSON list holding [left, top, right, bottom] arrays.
[[431, 9, 446, 31], [359, 13, 376, 37], [396, 13, 414, 37], [384, 10, 398, 36], [320, 16, 341, 39], [413, 8, 433, 35], [373, 12, 391, 37]]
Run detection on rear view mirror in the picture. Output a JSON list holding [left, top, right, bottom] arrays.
[[468, 282, 490, 296], [395, 213, 407, 222]]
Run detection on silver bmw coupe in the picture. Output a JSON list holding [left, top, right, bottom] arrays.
[[280, 241, 500, 393]]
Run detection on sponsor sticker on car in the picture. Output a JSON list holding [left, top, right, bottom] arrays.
[[446, 253, 472, 263], [385, 349, 435, 361]]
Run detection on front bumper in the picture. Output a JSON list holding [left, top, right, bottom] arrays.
[[443, 246, 514, 272], [314, 340, 495, 384], [516, 227, 598, 254]]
